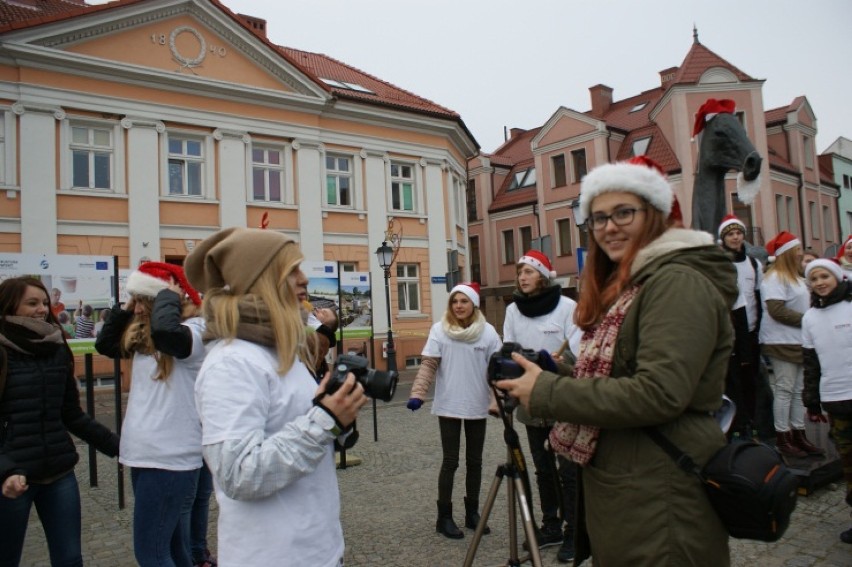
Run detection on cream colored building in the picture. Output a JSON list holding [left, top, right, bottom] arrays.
[[0, 0, 477, 367]]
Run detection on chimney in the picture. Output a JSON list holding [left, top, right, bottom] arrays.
[[237, 13, 268, 39], [659, 67, 678, 88], [509, 128, 526, 139], [589, 84, 613, 118]]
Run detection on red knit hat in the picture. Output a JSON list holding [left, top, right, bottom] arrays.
[[450, 282, 480, 308], [692, 98, 737, 139], [517, 250, 556, 279], [126, 261, 202, 306], [718, 214, 746, 239], [765, 231, 801, 260]]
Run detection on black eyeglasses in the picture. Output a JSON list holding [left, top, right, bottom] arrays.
[[589, 207, 646, 231]]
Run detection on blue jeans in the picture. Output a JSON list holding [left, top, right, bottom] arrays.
[[131, 467, 200, 567], [190, 463, 214, 563], [0, 470, 83, 567]]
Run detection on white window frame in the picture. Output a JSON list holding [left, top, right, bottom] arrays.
[[809, 201, 819, 239], [390, 160, 417, 213], [519, 226, 532, 253], [502, 229, 515, 265], [803, 136, 814, 169], [325, 153, 354, 208], [551, 154, 566, 188], [396, 263, 421, 313], [162, 132, 213, 199], [571, 149, 587, 183], [822, 205, 832, 241], [250, 145, 285, 203], [60, 119, 123, 194], [632, 137, 651, 157], [557, 218, 573, 256], [340, 262, 357, 272]]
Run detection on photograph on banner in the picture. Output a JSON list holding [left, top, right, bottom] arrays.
[[338, 271, 372, 340], [301, 260, 339, 311], [0, 253, 116, 354]]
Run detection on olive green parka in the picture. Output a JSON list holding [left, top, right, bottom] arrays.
[[530, 228, 738, 567]]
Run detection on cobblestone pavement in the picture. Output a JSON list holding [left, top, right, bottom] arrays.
[[18, 377, 852, 566]]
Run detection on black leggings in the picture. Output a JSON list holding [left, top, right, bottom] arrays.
[[438, 417, 487, 504]]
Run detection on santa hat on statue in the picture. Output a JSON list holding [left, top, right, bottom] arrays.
[[692, 98, 737, 141], [578, 155, 673, 223], [718, 214, 746, 240], [449, 282, 481, 308], [517, 250, 557, 280], [765, 231, 801, 263], [126, 261, 202, 306]]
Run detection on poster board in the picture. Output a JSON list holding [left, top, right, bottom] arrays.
[[338, 271, 372, 340], [0, 253, 116, 354]]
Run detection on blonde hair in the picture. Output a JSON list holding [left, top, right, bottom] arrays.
[[203, 242, 309, 374], [121, 295, 201, 381], [766, 245, 802, 284]]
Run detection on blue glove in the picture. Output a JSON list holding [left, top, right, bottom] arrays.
[[538, 350, 558, 372], [407, 398, 423, 411]]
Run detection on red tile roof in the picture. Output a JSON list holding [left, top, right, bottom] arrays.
[[614, 124, 681, 174], [671, 41, 755, 85]]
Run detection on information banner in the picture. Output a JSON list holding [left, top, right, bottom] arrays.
[[339, 271, 372, 339]]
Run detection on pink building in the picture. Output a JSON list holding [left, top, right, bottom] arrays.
[[468, 31, 840, 328]]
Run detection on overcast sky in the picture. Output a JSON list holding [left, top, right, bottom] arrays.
[[93, 0, 852, 154]]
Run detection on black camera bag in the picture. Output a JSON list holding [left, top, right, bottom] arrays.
[[646, 430, 798, 542]]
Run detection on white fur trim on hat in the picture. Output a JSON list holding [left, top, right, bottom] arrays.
[[517, 253, 556, 279], [805, 259, 843, 282], [449, 283, 480, 308], [579, 161, 673, 221], [126, 271, 169, 299], [774, 238, 800, 258]]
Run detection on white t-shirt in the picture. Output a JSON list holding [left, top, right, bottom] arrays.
[[733, 256, 762, 331], [421, 322, 502, 419], [196, 339, 343, 567], [503, 296, 581, 357], [802, 300, 852, 402], [759, 272, 809, 346], [119, 317, 205, 471]]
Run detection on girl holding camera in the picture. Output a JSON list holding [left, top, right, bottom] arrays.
[[185, 227, 366, 565], [407, 283, 501, 539], [496, 156, 736, 565]]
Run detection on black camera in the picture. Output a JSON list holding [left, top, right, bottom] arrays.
[[487, 342, 544, 383], [326, 354, 398, 402]]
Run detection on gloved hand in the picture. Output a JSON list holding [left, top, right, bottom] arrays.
[[807, 409, 828, 423], [407, 398, 423, 411], [537, 350, 558, 372]]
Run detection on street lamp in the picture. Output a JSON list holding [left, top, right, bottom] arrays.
[[375, 240, 397, 373]]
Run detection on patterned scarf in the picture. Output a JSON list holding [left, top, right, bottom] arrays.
[[548, 284, 642, 466]]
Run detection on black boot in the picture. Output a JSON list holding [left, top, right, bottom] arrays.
[[436, 501, 464, 539], [463, 497, 490, 534]]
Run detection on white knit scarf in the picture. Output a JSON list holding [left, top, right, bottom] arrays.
[[441, 310, 486, 343]]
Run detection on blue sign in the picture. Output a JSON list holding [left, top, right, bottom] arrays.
[[576, 247, 587, 273], [431, 276, 447, 284]]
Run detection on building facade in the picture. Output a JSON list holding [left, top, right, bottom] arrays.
[[0, 0, 478, 368], [468, 32, 841, 328], [820, 137, 852, 242]]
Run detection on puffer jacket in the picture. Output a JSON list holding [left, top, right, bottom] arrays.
[[530, 229, 737, 567], [0, 345, 119, 484]]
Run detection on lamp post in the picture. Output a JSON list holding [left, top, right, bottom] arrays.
[[375, 240, 397, 373]]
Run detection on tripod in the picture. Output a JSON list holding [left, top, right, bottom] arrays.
[[463, 390, 542, 567]]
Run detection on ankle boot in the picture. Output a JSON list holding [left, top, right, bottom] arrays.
[[791, 429, 825, 456], [463, 496, 490, 534], [436, 501, 464, 539], [775, 431, 807, 458]]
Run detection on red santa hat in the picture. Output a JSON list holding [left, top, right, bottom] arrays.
[[449, 282, 480, 308], [517, 250, 556, 279], [765, 231, 801, 261], [578, 155, 672, 222], [692, 98, 737, 140], [804, 258, 844, 283], [836, 234, 852, 262], [718, 214, 746, 240], [126, 261, 202, 306]]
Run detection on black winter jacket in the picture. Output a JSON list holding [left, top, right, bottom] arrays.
[[0, 346, 119, 484]]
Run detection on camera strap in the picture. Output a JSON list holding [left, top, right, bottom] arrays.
[[312, 393, 351, 436]]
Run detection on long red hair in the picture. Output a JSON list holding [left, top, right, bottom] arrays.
[[575, 203, 668, 330]]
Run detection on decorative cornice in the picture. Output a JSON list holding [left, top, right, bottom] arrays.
[[12, 102, 64, 119], [212, 128, 250, 143], [121, 117, 166, 132]]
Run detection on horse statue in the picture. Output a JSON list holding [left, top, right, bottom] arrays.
[[691, 99, 762, 234]]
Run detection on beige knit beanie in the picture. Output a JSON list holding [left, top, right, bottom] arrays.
[[184, 227, 295, 295]]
